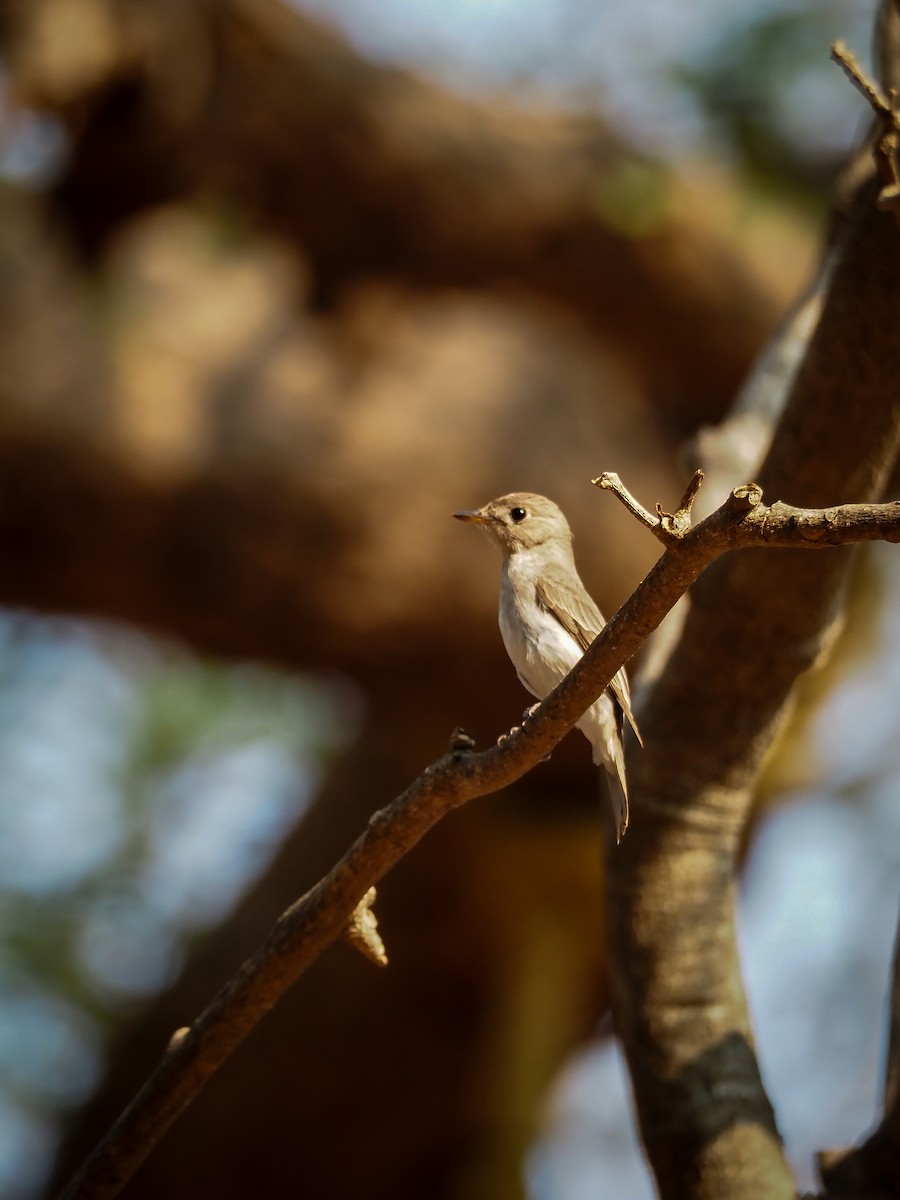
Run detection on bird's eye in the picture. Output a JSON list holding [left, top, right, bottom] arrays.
[[510, 507, 527, 523]]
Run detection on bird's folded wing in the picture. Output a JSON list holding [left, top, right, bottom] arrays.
[[535, 571, 642, 745]]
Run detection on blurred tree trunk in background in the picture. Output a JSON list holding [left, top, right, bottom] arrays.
[[0, 1, 833, 1198]]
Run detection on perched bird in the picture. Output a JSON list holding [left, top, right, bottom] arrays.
[[454, 492, 640, 841]]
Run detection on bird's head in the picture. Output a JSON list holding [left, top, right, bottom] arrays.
[[453, 492, 572, 555]]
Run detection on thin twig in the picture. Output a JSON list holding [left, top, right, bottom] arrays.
[[832, 40, 893, 114], [674, 469, 705, 518], [591, 471, 670, 541], [59, 480, 900, 1200], [656, 468, 706, 538], [832, 39, 900, 219]]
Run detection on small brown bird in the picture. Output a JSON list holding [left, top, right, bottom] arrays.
[[454, 492, 639, 841]]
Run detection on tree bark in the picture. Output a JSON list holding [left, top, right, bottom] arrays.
[[609, 170, 900, 1199]]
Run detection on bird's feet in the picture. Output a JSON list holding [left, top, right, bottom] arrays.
[[496, 725, 522, 748], [497, 704, 551, 761], [523, 703, 551, 760]]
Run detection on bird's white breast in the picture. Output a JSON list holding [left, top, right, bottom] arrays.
[[498, 552, 582, 699], [497, 549, 617, 768]]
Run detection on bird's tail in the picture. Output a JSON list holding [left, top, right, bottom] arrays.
[[587, 708, 630, 841], [599, 766, 629, 844]]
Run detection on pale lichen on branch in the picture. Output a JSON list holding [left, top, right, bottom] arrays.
[[343, 887, 388, 967]]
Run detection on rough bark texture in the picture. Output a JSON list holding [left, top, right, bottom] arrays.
[[609, 173, 900, 1200]]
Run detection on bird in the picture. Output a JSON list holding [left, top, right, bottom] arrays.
[[453, 492, 640, 841]]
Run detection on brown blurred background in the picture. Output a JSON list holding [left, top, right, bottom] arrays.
[[0, 1, 889, 1198]]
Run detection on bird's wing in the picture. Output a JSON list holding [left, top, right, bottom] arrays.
[[535, 568, 642, 745]]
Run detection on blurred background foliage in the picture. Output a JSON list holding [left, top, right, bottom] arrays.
[[0, 615, 352, 1196], [0, 1, 896, 1198]]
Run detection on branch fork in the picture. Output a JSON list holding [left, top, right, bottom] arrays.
[[58, 471, 900, 1200], [593, 469, 762, 544]]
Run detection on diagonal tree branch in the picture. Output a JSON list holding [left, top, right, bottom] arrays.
[[58, 484, 900, 1200]]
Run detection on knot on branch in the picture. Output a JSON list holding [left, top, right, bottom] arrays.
[[795, 505, 839, 542], [727, 482, 763, 513], [449, 726, 477, 756]]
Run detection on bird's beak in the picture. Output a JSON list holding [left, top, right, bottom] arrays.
[[453, 508, 490, 524]]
